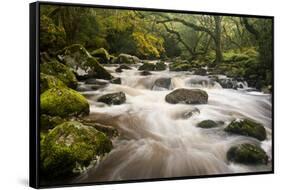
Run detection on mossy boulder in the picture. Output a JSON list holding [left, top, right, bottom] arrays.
[[97, 92, 126, 105], [140, 70, 152, 76], [197, 120, 218, 128], [155, 61, 166, 71], [138, 62, 156, 71], [115, 53, 141, 64], [91, 48, 111, 64], [40, 15, 66, 52], [41, 87, 89, 118], [57, 44, 113, 80], [224, 119, 266, 141], [40, 73, 66, 93], [169, 62, 191, 71], [41, 61, 78, 89], [227, 143, 268, 165], [40, 121, 113, 178], [110, 77, 122, 84], [165, 88, 208, 104]]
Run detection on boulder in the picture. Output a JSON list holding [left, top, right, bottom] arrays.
[[40, 73, 66, 93], [153, 78, 171, 90], [56, 44, 113, 80], [115, 65, 132, 73], [91, 48, 111, 64], [197, 120, 218, 128], [138, 62, 155, 71], [140, 70, 152, 76], [155, 61, 166, 71], [40, 61, 78, 89], [110, 78, 122, 84], [40, 114, 65, 130], [227, 143, 268, 165], [165, 88, 208, 104], [97, 92, 126, 105], [40, 87, 89, 118], [115, 53, 141, 64], [194, 68, 207, 76], [40, 121, 113, 178], [224, 119, 266, 141]]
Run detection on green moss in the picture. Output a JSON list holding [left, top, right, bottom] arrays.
[[40, 121, 113, 178], [169, 62, 191, 71], [197, 120, 217, 128], [138, 62, 156, 71], [40, 87, 89, 118], [224, 119, 266, 141], [86, 57, 113, 80], [227, 143, 268, 165], [91, 48, 111, 64], [155, 61, 166, 71], [40, 73, 66, 93], [40, 114, 65, 130], [41, 61, 78, 89]]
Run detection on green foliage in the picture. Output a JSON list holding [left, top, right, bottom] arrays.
[[40, 73, 66, 93], [40, 87, 89, 118]]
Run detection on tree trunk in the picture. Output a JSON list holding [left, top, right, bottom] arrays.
[[214, 16, 223, 64]]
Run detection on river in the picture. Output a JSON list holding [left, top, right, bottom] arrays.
[[74, 62, 272, 182]]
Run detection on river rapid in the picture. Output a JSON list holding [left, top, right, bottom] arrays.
[[74, 62, 272, 183]]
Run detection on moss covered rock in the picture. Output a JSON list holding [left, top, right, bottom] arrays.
[[227, 143, 268, 165], [169, 62, 191, 71], [91, 48, 111, 64], [40, 73, 66, 93], [224, 119, 266, 141], [165, 88, 208, 104], [57, 44, 113, 80], [41, 87, 89, 118], [155, 61, 166, 71], [153, 78, 171, 90], [197, 120, 218, 128], [40, 121, 113, 178], [116, 53, 141, 64], [41, 61, 78, 89], [97, 92, 126, 105], [40, 114, 65, 130], [138, 62, 156, 71]]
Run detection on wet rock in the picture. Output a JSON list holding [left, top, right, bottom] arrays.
[[165, 88, 208, 104], [110, 77, 122, 84], [153, 78, 171, 90], [155, 61, 166, 71], [138, 62, 155, 71], [115, 53, 141, 64], [140, 70, 152, 76], [194, 68, 207, 76], [227, 143, 268, 165], [197, 120, 218, 128], [224, 119, 266, 141], [40, 73, 66, 93], [40, 121, 113, 178], [97, 92, 126, 105], [80, 120, 119, 138], [40, 114, 65, 130], [115, 65, 132, 73]]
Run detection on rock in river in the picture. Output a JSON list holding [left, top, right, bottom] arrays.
[[97, 92, 126, 105], [165, 88, 208, 104]]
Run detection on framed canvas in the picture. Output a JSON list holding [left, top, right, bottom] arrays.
[[30, 1, 274, 188]]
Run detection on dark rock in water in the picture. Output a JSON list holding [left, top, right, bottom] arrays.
[[91, 84, 107, 91], [40, 61, 78, 89], [194, 68, 207, 76], [227, 143, 268, 165], [110, 78, 122, 84], [155, 61, 166, 71], [169, 61, 191, 71], [115, 67, 123, 73], [173, 108, 200, 120], [97, 92, 126, 105], [224, 119, 266, 141], [216, 78, 239, 89], [153, 78, 171, 90], [140, 70, 152, 76], [115, 53, 141, 64], [85, 78, 108, 85], [197, 120, 218, 128], [138, 62, 155, 71], [40, 87, 89, 117], [56, 44, 113, 80], [165, 88, 208, 104], [91, 48, 111, 64], [40, 121, 113, 178]]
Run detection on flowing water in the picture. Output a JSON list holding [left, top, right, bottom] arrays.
[[74, 63, 272, 183]]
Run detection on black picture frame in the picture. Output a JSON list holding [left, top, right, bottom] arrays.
[[30, 1, 274, 188]]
